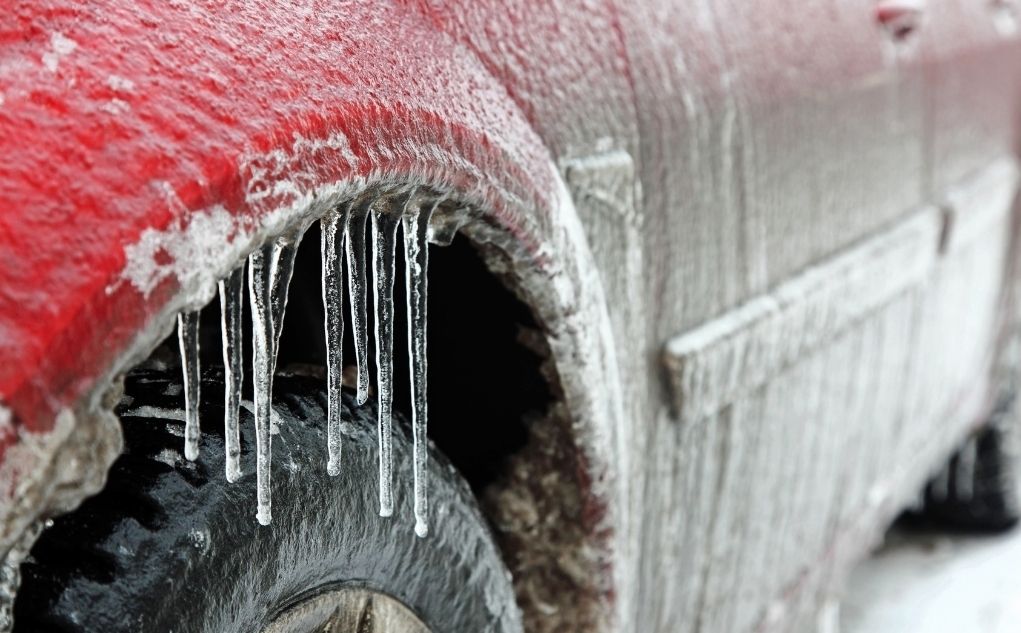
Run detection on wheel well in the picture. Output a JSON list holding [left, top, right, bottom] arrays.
[[39, 216, 600, 633], [151, 222, 553, 497]]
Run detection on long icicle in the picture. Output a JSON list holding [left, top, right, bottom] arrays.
[[346, 198, 372, 406], [372, 202, 401, 518], [404, 199, 435, 537], [322, 205, 349, 476], [219, 266, 244, 483], [178, 311, 201, 461], [248, 234, 301, 525], [249, 246, 275, 525]]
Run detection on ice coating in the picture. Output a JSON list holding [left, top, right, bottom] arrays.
[[346, 198, 372, 405], [1, 2, 1016, 630], [248, 235, 300, 526], [178, 311, 201, 461], [321, 205, 350, 477], [404, 200, 435, 538], [192, 190, 444, 531], [219, 266, 244, 483], [372, 202, 402, 518]]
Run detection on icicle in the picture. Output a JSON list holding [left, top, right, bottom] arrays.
[[249, 246, 274, 525], [404, 199, 435, 537], [219, 266, 244, 483], [322, 205, 350, 476], [270, 229, 303, 368], [372, 202, 401, 518], [178, 311, 201, 461], [248, 233, 301, 526], [346, 198, 372, 405]]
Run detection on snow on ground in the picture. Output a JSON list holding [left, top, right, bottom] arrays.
[[842, 524, 1021, 633]]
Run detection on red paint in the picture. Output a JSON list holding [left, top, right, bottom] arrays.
[[0, 1, 560, 446], [875, 1, 925, 39]]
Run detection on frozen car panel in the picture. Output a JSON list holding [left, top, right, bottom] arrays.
[[1, 1, 1020, 632]]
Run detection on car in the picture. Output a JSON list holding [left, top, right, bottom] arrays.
[[1, 1, 1020, 631]]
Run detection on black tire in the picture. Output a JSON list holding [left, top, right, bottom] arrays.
[[14, 368, 522, 633], [913, 395, 1021, 532]]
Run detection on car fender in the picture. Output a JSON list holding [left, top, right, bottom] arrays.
[[0, 6, 629, 619]]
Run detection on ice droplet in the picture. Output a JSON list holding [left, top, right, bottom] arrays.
[[372, 195, 405, 518], [346, 197, 372, 405], [248, 232, 302, 526], [322, 204, 350, 477], [219, 266, 244, 483], [178, 310, 201, 461], [404, 199, 435, 538]]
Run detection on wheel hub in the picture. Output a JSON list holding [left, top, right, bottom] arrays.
[[263, 588, 432, 633]]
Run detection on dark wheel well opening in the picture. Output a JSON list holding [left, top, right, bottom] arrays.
[[280, 222, 555, 495]]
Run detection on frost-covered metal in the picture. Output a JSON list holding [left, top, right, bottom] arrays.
[[2, 1, 1021, 632]]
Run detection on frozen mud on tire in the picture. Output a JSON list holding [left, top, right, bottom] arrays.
[[13, 369, 521, 633]]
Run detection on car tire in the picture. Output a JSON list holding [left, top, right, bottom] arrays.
[[14, 367, 522, 633], [915, 394, 1021, 532]]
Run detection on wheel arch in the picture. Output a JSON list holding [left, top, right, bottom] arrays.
[[0, 4, 627, 630]]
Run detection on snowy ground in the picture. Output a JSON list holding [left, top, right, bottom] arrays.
[[841, 524, 1021, 632]]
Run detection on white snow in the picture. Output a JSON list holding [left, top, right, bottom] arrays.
[[99, 98, 130, 116], [843, 527, 1021, 633], [163, 383, 182, 396], [121, 405, 187, 423], [188, 529, 210, 552], [105, 74, 136, 93], [121, 199, 239, 301], [41, 32, 76, 73]]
